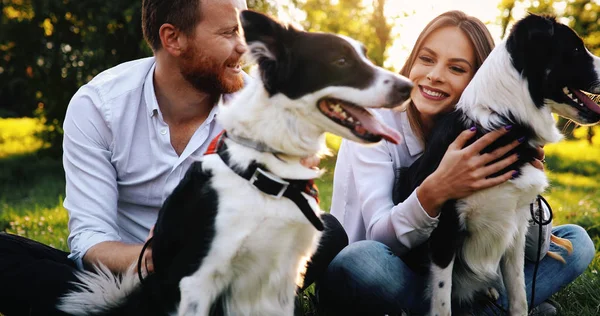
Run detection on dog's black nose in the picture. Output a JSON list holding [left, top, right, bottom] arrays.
[[388, 79, 414, 106]]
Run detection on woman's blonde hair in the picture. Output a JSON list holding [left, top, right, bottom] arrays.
[[399, 10, 495, 142]]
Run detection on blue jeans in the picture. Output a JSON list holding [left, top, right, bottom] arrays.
[[318, 224, 596, 315]]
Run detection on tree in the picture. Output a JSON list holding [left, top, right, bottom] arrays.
[[299, 0, 393, 66], [0, 0, 278, 155], [499, 0, 600, 55], [0, 0, 394, 155], [0, 0, 148, 155]]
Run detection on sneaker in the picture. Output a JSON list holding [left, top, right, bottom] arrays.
[[530, 299, 559, 316]]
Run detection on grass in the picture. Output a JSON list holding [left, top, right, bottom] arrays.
[[1, 118, 600, 315], [0, 118, 69, 250], [532, 137, 600, 316]]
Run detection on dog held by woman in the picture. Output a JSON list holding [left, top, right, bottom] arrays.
[[394, 14, 600, 316], [58, 10, 413, 316]]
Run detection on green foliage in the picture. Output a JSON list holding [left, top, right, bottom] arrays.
[[247, 0, 302, 16], [299, 0, 393, 66], [0, 0, 150, 156], [0, 0, 395, 156], [498, 0, 600, 61], [0, 117, 46, 157], [497, 1, 600, 140], [498, 0, 600, 57]]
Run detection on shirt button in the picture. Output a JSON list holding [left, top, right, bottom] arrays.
[[160, 128, 167, 135]]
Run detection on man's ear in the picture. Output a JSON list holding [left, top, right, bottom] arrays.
[[159, 23, 184, 56]]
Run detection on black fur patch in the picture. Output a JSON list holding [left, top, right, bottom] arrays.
[[240, 10, 376, 99], [506, 14, 600, 123], [394, 110, 538, 205], [99, 161, 220, 315], [394, 110, 538, 274]]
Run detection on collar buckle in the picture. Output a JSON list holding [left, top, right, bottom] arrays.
[[250, 168, 289, 199]]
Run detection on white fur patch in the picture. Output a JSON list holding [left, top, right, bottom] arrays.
[[58, 264, 140, 315], [456, 41, 563, 144], [430, 259, 454, 316]]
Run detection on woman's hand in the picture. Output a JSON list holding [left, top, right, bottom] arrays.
[[417, 126, 522, 217]]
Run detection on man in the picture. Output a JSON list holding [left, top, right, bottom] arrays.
[[0, 0, 347, 314], [66, 0, 249, 276]]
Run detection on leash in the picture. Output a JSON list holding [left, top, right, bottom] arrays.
[[137, 236, 154, 284], [486, 195, 553, 315], [529, 195, 552, 314], [205, 131, 324, 231], [135, 132, 324, 284]]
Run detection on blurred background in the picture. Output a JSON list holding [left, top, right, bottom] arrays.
[[1, 0, 599, 315]]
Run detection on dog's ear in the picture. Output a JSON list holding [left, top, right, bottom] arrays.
[[240, 10, 286, 60], [240, 10, 293, 94], [507, 13, 557, 107]]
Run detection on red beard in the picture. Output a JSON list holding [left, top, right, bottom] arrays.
[[178, 44, 245, 95]]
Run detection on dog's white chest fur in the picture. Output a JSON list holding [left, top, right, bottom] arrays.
[[177, 155, 321, 316], [437, 165, 548, 308]]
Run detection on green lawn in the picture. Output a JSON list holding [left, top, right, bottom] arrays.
[[1, 118, 600, 315]]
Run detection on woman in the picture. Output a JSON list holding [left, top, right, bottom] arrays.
[[319, 10, 595, 315]]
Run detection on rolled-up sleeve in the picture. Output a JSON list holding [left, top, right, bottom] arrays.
[[348, 140, 439, 255], [63, 85, 121, 269]]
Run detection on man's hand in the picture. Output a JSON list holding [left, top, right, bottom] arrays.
[[143, 225, 155, 275], [83, 225, 156, 275], [83, 242, 146, 274], [300, 155, 321, 169], [531, 146, 545, 171]]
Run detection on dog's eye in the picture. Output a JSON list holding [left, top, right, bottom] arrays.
[[333, 57, 348, 67]]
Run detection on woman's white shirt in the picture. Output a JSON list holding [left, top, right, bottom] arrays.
[[330, 109, 440, 255]]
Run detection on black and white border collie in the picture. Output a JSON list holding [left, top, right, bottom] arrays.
[[58, 10, 413, 316], [396, 14, 600, 315]]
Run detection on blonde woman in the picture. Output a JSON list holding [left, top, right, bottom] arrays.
[[320, 10, 595, 315]]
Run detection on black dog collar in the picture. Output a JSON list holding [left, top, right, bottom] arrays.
[[205, 132, 324, 231]]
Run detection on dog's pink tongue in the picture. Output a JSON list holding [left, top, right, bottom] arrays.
[[572, 89, 600, 114], [342, 106, 402, 144]]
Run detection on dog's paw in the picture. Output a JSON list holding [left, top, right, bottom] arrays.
[[430, 301, 451, 316], [177, 300, 200, 316], [178, 278, 206, 316], [485, 287, 500, 301], [508, 302, 528, 316], [429, 308, 451, 316]]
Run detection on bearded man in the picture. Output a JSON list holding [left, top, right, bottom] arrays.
[[0, 1, 348, 315]]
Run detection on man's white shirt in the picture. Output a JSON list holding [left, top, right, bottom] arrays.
[[63, 57, 243, 269]]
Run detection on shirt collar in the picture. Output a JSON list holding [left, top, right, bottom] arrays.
[[144, 62, 160, 117], [144, 63, 251, 118], [398, 110, 424, 157]]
